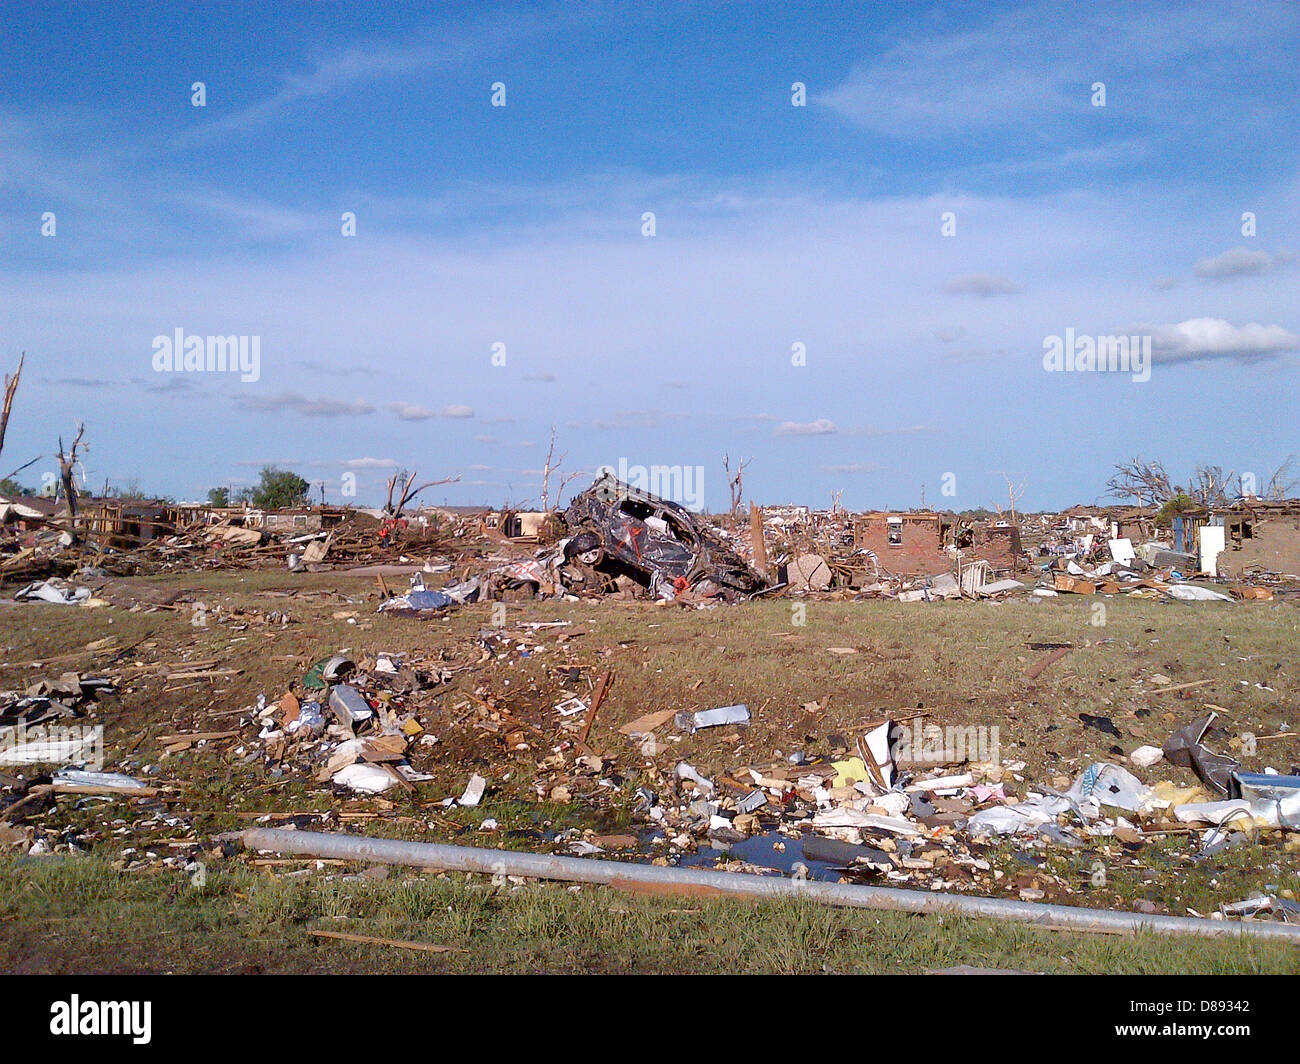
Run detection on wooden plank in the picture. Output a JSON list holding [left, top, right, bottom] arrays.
[[1025, 646, 1071, 679], [579, 670, 614, 744], [308, 929, 466, 953]]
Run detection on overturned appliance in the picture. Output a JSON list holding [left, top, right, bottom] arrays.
[[560, 472, 768, 599]]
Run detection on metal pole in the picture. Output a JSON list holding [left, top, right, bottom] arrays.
[[241, 828, 1300, 943]]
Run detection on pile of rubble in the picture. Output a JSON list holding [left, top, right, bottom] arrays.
[[8, 474, 1292, 609], [613, 707, 1300, 919], [250, 653, 451, 796]]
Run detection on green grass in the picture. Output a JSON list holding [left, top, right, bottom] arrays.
[[2, 854, 1298, 974]]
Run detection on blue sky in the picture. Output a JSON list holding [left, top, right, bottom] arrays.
[[1, 1, 1297, 510]]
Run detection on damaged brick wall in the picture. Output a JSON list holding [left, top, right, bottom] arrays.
[[854, 514, 951, 577], [1218, 515, 1300, 577], [967, 525, 1023, 572], [854, 513, 1023, 576]]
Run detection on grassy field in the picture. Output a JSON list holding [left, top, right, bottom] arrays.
[[3, 852, 1298, 974], [2, 569, 1299, 972]]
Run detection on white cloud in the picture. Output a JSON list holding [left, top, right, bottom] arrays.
[[387, 402, 473, 420], [774, 419, 837, 437], [342, 457, 397, 469], [1147, 318, 1300, 363]]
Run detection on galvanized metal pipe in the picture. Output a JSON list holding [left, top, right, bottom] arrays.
[[241, 827, 1300, 942]]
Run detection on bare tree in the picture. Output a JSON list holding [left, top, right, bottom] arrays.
[[1265, 455, 1299, 500], [539, 426, 568, 512], [723, 453, 752, 515], [57, 423, 88, 527], [383, 468, 461, 518], [1107, 457, 1174, 507], [0, 353, 23, 460], [999, 472, 1027, 523], [555, 469, 589, 508], [1188, 464, 1235, 507]]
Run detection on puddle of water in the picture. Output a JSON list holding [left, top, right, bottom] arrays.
[[678, 831, 847, 883]]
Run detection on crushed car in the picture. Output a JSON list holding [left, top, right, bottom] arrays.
[[557, 472, 768, 600]]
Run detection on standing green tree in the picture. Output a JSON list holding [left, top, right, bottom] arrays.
[[206, 486, 231, 507], [251, 467, 309, 509]]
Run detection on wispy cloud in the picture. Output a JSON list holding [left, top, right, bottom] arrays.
[[944, 273, 1021, 297], [389, 402, 433, 420], [1193, 246, 1293, 280], [388, 402, 474, 420], [580, 410, 686, 431], [823, 462, 879, 474], [146, 377, 197, 394], [846, 425, 936, 438], [175, 14, 549, 143], [814, 3, 1294, 148], [236, 392, 374, 417], [182, 43, 466, 141], [50, 377, 118, 388]]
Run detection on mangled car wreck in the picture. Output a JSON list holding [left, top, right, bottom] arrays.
[[556, 473, 768, 601]]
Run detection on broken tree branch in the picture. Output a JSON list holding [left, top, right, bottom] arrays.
[[0, 353, 23, 460]]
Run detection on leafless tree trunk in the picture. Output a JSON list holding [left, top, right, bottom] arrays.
[[723, 453, 751, 515], [540, 426, 568, 512], [1000, 472, 1027, 523], [0, 353, 23, 460], [57, 423, 88, 528]]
